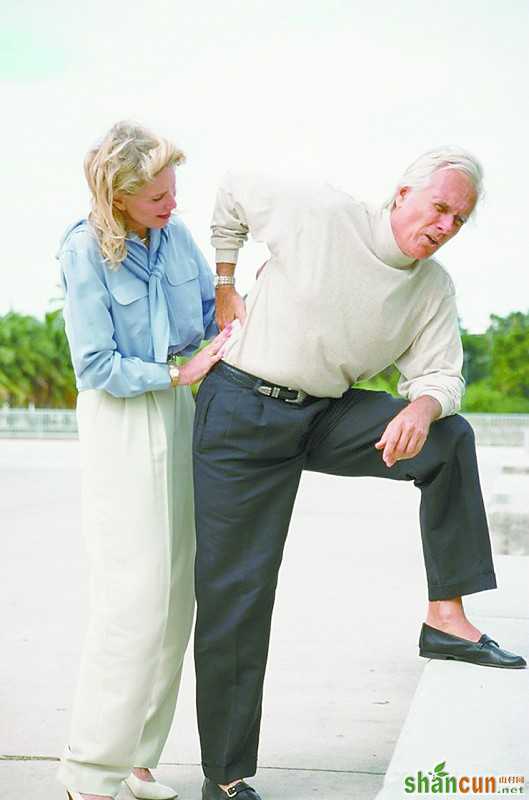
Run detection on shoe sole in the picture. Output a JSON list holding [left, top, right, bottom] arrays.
[[419, 649, 526, 668]]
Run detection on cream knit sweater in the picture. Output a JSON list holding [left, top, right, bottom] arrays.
[[211, 171, 464, 418]]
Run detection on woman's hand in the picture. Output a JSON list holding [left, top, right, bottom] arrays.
[[178, 326, 233, 386], [215, 287, 247, 331]]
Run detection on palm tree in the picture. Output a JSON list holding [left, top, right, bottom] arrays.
[[0, 311, 76, 408]]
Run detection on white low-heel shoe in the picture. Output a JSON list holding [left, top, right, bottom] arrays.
[[66, 792, 115, 800], [125, 773, 178, 800]]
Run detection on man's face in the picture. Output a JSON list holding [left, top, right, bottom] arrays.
[[390, 169, 477, 260]]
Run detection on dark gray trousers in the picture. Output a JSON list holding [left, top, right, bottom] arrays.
[[192, 362, 496, 783]]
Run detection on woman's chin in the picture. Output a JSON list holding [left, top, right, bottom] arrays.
[[153, 215, 172, 228]]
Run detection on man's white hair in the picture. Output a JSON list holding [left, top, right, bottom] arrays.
[[385, 146, 484, 211]]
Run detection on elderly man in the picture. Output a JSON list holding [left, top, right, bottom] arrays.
[[193, 148, 526, 800]]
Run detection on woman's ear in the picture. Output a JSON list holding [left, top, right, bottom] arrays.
[[113, 193, 126, 212]]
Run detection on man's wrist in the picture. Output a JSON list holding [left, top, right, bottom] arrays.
[[411, 395, 442, 422], [216, 261, 236, 278]]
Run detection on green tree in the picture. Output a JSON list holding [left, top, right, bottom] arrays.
[[0, 312, 40, 406], [488, 311, 529, 398], [461, 380, 529, 413], [40, 310, 77, 407], [460, 328, 491, 385], [0, 311, 76, 408], [356, 365, 400, 396], [3, 305, 529, 413]]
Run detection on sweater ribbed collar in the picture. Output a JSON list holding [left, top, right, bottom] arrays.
[[372, 207, 416, 270]]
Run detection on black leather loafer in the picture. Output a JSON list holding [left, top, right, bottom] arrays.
[[419, 623, 527, 668], [202, 779, 262, 800]]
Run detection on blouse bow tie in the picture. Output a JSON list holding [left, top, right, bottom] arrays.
[[123, 228, 170, 363]]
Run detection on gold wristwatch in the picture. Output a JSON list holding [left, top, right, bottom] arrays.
[[168, 361, 181, 387]]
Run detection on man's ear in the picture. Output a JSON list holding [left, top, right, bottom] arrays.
[[394, 185, 410, 209]]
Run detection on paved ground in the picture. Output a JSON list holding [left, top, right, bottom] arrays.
[[1, 440, 527, 800]]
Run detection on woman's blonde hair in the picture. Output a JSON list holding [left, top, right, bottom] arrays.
[[84, 121, 185, 268]]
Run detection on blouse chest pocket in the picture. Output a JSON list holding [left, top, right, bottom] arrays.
[[106, 271, 149, 305], [165, 253, 199, 286], [164, 256, 202, 324], [105, 271, 150, 353]]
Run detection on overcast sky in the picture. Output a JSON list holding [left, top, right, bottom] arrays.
[[2, 0, 528, 331]]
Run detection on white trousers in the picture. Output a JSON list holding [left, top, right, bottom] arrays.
[[57, 387, 196, 796]]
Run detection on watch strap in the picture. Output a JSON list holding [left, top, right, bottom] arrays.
[[214, 275, 236, 288]]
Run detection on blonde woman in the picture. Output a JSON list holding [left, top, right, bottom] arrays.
[[57, 121, 231, 800]]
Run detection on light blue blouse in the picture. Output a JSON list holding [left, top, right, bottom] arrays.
[[59, 216, 217, 398]]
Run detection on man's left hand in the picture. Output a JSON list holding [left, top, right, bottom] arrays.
[[375, 395, 442, 468]]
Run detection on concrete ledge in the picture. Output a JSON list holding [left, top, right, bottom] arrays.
[[376, 555, 529, 799]]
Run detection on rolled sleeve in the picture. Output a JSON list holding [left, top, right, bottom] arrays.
[[211, 169, 307, 265], [176, 223, 218, 341], [215, 248, 240, 265], [193, 240, 219, 340], [61, 247, 171, 398], [211, 171, 250, 263], [395, 291, 465, 419]]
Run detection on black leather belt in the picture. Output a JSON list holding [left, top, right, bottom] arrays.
[[217, 361, 317, 406]]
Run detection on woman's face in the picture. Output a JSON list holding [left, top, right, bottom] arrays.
[[115, 166, 177, 236]]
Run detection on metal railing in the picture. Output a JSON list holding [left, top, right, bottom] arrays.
[[464, 413, 529, 447], [1, 408, 529, 445], [0, 408, 77, 438]]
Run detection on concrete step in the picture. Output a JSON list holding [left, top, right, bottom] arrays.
[[375, 553, 529, 800]]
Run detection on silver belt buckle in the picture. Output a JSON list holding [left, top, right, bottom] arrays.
[[257, 384, 282, 399], [285, 388, 307, 405]]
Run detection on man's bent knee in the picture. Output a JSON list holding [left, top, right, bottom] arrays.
[[435, 413, 476, 445]]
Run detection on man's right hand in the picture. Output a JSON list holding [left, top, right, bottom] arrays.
[[215, 287, 247, 331]]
